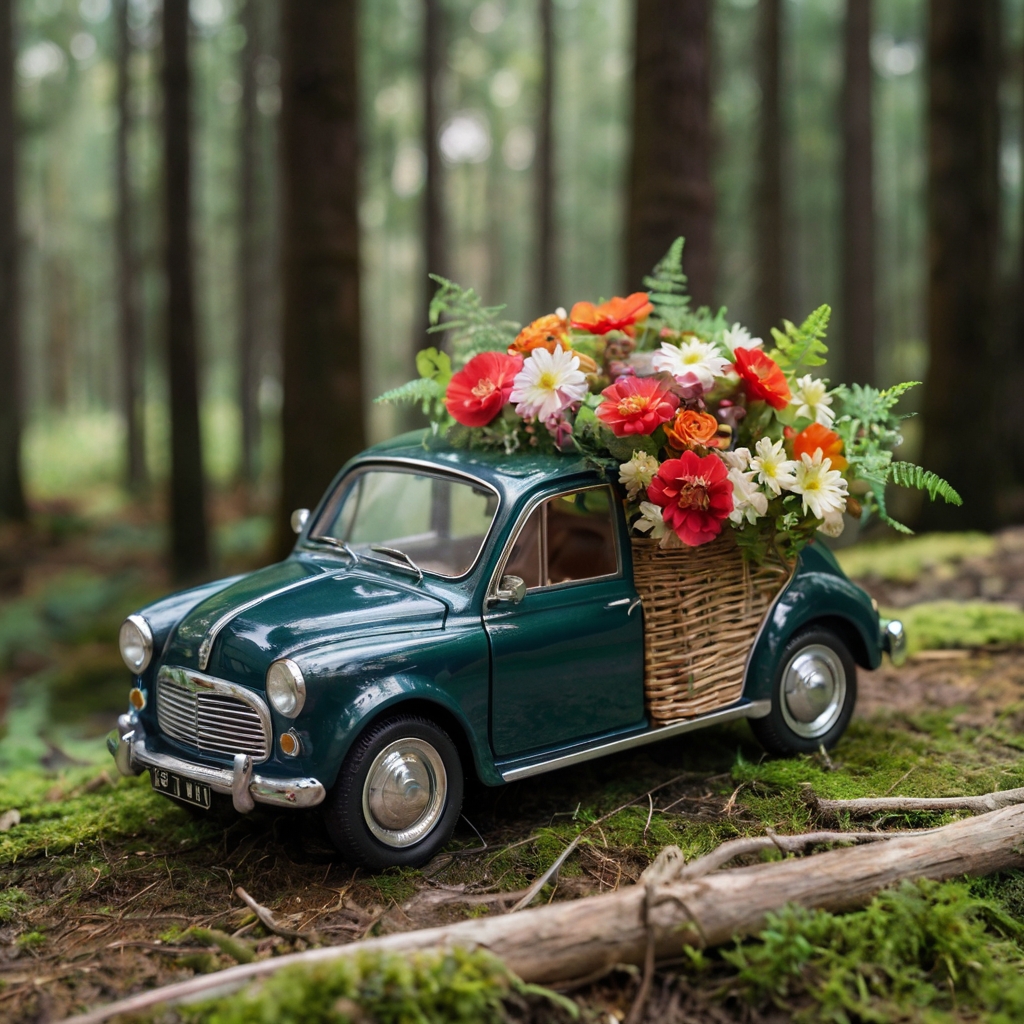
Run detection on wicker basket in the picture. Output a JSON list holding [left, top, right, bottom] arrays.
[[631, 532, 794, 726]]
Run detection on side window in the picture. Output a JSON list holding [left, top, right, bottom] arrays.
[[503, 486, 619, 590]]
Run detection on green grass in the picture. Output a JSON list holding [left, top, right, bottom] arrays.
[[888, 600, 1024, 656], [836, 531, 995, 584]]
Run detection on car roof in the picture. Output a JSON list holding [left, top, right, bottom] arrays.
[[353, 430, 601, 501]]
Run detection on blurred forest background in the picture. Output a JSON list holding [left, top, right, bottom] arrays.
[[0, 0, 1021, 587]]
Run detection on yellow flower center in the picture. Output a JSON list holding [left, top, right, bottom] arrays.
[[538, 371, 558, 390], [471, 377, 497, 399], [617, 395, 649, 416]]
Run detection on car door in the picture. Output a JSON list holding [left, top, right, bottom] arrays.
[[483, 484, 645, 760]]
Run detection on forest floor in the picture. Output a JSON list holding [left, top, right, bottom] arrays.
[[2, 512, 1024, 1022]]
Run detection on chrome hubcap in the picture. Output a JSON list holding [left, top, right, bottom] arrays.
[[362, 738, 447, 848], [780, 644, 847, 739]]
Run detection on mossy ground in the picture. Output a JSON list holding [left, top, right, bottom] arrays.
[[3, 520, 1024, 1022]]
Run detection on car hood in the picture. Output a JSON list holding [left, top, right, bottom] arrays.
[[161, 559, 448, 685]]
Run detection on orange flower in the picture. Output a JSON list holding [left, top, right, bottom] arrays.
[[793, 422, 847, 471], [570, 292, 653, 337], [664, 409, 720, 451], [509, 313, 569, 356], [732, 347, 791, 410]]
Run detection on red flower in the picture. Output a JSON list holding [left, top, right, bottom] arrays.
[[570, 292, 653, 337], [732, 347, 791, 410], [793, 422, 848, 471], [445, 351, 523, 427], [646, 451, 734, 547], [596, 376, 679, 437]]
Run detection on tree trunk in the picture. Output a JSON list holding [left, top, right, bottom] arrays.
[[116, 0, 146, 492], [841, 0, 875, 386], [754, 0, 784, 338], [627, 0, 714, 305], [535, 0, 556, 313], [920, 1, 999, 530], [0, 0, 25, 523], [67, 803, 1024, 1023], [420, 0, 447, 320], [277, 0, 364, 558], [237, 0, 259, 485], [162, 0, 209, 579]]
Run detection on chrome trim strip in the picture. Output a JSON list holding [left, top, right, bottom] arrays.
[[157, 666, 273, 763], [124, 732, 326, 809], [197, 569, 345, 671], [498, 699, 772, 781]]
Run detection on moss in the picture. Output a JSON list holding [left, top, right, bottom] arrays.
[[887, 600, 1024, 655], [154, 948, 576, 1024], [690, 879, 1024, 1023], [16, 930, 46, 951], [0, 887, 28, 923], [0, 769, 220, 864], [836, 531, 995, 584]]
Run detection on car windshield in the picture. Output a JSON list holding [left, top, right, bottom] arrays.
[[309, 467, 499, 578]]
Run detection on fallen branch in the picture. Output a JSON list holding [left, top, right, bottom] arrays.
[[806, 784, 1024, 817], [234, 886, 319, 944], [63, 803, 1024, 1024]]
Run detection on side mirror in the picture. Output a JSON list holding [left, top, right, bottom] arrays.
[[494, 575, 526, 604], [290, 508, 310, 535]]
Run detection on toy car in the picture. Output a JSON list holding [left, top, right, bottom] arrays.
[[109, 433, 905, 869]]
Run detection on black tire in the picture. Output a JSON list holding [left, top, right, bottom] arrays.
[[750, 627, 857, 756], [323, 714, 464, 871]]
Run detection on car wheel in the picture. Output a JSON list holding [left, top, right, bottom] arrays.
[[323, 714, 464, 871], [750, 627, 857, 756]]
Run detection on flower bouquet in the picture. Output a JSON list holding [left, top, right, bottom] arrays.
[[380, 238, 960, 565]]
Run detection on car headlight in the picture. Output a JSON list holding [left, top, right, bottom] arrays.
[[119, 615, 154, 674], [266, 659, 306, 718]]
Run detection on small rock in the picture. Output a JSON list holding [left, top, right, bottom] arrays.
[[0, 809, 20, 832]]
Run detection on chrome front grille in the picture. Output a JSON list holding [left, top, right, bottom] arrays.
[[156, 667, 270, 762]]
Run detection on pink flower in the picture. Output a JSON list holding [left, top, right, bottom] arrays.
[[596, 376, 679, 437], [646, 451, 734, 546], [445, 351, 523, 427]]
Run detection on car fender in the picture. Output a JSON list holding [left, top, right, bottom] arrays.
[[743, 545, 882, 704]]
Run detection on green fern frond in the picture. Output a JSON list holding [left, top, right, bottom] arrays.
[[426, 275, 519, 365], [769, 304, 831, 370], [641, 238, 691, 333], [374, 377, 444, 406], [879, 381, 921, 406], [888, 462, 962, 505], [866, 478, 915, 535]]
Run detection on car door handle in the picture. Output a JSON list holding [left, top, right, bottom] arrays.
[[604, 598, 630, 610], [628, 597, 642, 617]]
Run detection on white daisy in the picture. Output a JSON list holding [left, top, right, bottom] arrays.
[[509, 345, 589, 421], [749, 436, 798, 496], [721, 322, 763, 353], [727, 467, 769, 526], [791, 450, 848, 520], [718, 446, 752, 472], [650, 337, 730, 391], [618, 452, 660, 501], [791, 375, 835, 427]]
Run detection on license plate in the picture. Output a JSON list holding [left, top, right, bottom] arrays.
[[150, 768, 212, 810]]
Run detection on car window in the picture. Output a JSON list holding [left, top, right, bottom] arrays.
[[313, 468, 499, 578], [503, 485, 619, 589]]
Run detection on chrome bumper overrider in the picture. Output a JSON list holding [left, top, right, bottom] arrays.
[[108, 713, 326, 813], [881, 617, 907, 667]]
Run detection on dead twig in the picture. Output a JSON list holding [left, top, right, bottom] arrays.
[[234, 886, 320, 944], [509, 835, 582, 913], [805, 784, 1024, 817]]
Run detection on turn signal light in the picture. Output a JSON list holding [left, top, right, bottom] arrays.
[[128, 687, 146, 711], [279, 730, 301, 757]]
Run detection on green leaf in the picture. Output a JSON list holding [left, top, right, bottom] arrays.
[[768, 304, 831, 371], [374, 377, 444, 406], [415, 347, 452, 387], [425, 275, 520, 364], [888, 462, 962, 505]]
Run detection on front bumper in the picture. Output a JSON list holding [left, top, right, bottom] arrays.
[[881, 617, 907, 666], [108, 713, 326, 813]]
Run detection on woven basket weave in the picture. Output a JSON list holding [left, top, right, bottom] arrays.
[[631, 532, 793, 726]]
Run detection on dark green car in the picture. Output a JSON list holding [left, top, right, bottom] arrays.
[[110, 432, 905, 870]]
